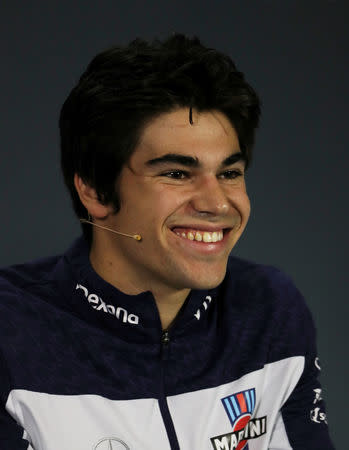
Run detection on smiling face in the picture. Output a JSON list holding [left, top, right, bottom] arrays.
[[91, 108, 251, 295]]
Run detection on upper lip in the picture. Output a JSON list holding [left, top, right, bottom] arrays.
[[170, 224, 232, 232]]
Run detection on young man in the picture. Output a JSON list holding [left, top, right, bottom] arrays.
[[0, 34, 334, 449]]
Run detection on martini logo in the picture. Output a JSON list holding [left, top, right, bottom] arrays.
[[210, 388, 267, 450]]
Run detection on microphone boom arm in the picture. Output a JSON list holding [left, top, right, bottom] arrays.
[[79, 219, 142, 241]]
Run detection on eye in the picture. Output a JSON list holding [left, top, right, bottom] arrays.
[[219, 169, 243, 180], [161, 170, 189, 179]]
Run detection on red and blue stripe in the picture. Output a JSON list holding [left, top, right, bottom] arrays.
[[221, 388, 256, 428]]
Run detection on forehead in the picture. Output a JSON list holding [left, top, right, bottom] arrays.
[[131, 108, 240, 165]]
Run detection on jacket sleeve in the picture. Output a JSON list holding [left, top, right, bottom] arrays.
[[268, 273, 335, 449], [0, 342, 33, 449], [269, 354, 335, 449], [0, 406, 33, 450]]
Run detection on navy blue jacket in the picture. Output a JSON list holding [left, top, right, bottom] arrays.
[[0, 236, 334, 449]]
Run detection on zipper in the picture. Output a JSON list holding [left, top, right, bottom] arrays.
[[158, 329, 180, 450], [161, 330, 170, 359]]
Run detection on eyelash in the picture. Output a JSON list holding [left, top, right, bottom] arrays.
[[160, 170, 243, 180]]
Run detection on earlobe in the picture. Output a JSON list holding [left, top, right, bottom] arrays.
[[73, 174, 111, 219]]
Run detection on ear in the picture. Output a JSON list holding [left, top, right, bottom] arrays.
[[73, 174, 114, 219]]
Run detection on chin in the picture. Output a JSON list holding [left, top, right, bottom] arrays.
[[185, 269, 227, 290]]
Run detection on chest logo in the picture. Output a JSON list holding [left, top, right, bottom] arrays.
[[76, 283, 139, 325], [210, 388, 267, 450], [93, 437, 130, 450]]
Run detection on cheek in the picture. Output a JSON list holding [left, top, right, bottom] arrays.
[[244, 194, 251, 218], [152, 192, 185, 226], [149, 183, 187, 210], [122, 183, 183, 226], [233, 190, 251, 224]]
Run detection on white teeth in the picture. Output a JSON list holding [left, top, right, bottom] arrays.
[[203, 232, 212, 243], [174, 229, 224, 243]]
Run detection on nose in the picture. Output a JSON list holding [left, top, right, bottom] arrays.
[[190, 174, 230, 216]]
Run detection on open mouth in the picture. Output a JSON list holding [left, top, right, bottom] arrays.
[[170, 227, 232, 244]]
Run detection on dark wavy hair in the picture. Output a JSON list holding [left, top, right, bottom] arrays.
[[59, 33, 261, 243]]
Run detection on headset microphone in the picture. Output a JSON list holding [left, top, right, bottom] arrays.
[[79, 219, 142, 241]]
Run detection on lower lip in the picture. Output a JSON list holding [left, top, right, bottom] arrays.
[[169, 229, 232, 254]]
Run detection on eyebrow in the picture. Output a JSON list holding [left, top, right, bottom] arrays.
[[145, 151, 245, 169]]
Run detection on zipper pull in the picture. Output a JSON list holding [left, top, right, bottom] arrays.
[[161, 330, 170, 360], [162, 330, 170, 345]]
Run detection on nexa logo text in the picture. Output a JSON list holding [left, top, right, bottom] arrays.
[[76, 284, 139, 325]]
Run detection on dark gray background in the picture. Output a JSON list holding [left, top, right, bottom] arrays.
[[1, 1, 347, 448]]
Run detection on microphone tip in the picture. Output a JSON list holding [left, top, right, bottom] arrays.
[[133, 234, 142, 241]]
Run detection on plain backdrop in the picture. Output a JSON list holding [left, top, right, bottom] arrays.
[[1, 1, 348, 448]]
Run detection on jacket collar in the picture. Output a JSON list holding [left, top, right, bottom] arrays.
[[53, 236, 221, 343]]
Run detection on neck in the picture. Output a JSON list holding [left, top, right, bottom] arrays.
[[89, 234, 190, 330]]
